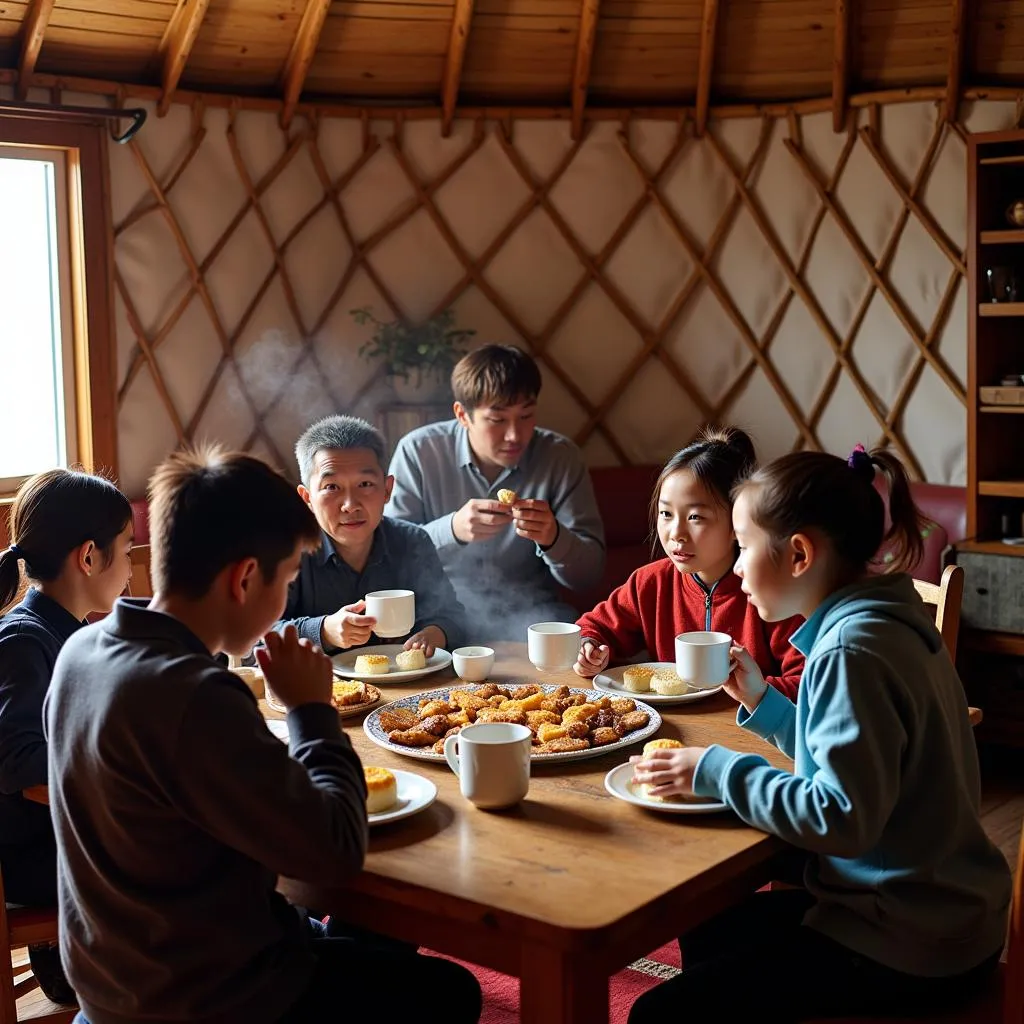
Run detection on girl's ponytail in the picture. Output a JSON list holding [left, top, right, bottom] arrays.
[[870, 448, 926, 574], [0, 547, 22, 610]]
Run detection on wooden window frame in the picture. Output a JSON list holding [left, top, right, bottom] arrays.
[[0, 114, 118, 507]]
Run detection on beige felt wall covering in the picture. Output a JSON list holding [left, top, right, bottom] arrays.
[[13, 89, 1015, 496]]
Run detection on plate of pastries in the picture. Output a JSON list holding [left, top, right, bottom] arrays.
[[364, 766, 437, 826], [332, 644, 453, 683], [364, 681, 662, 764], [266, 679, 382, 719], [604, 740, 729, 814], [593, 663, 724, 705]]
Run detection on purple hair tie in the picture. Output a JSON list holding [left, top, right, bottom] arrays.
[[847, 443, 874, 482]]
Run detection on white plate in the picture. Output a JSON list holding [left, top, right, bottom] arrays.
[[604, 762, 729, 814], [593, 663, 723, 704], [367, 769, 438, 827], [332, 644, 453, 683], [266, 719, 290, 742], [364, 683, 662, 765]]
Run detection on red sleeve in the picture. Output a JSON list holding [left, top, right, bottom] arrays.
[[575, 572, 647, 661], [763, 614, 805, 702]]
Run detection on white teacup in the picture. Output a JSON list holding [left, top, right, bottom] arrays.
[[452, 646, 495, 681], [365, 589, 415, 638], [527, 621, 581, 672], [675, 630, 733, 689], [443, 722, 531, 809]]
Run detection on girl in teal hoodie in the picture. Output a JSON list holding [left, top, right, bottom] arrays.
[[629, 445, 1011, 1023]]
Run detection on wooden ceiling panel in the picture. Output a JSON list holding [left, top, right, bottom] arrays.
[[0, 1, 29, 46], [858, 0, 950, 89], [461, 23, 576, 101], [974, 1, 1024, 82]]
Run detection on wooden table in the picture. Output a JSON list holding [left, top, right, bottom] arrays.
[[270, 642, 793, 1024]]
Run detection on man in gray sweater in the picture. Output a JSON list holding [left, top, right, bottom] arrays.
[[44, 447, 481, 1024]]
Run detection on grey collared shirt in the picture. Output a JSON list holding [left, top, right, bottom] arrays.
[[386, 420, 605, 628], [273, 518, 465, 653]]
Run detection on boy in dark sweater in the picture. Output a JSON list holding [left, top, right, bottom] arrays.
[[44, 447, 481, 1024]]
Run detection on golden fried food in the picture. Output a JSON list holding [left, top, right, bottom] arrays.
[[539, 695, 569, 714], [550, 685, 571, 699], [496, 488, 518, 505], [487, 694, 506, 707], [446, 710, 472, 728], [591, 709, 617, 730], [510, 684, 541, 700], [474, 683, 501, 699], [378, 708, 418, 732], [536, 737, 590, 754], [615, 710, 650, 736], [449, 691, 489, 714], [526, 710, 560, 731], [562, 703, 599, 726], [390, 726, 439, 747], [331, 680, 366, 708], [418, 714, 451, 736], [419, 700, 455, 717], [476, 707, 528, 726], [591, 695, 612, 710], [536, 723, 568, 743], [500, 692, 545, 713], [565, 721, 590, 740], [610, 697, 637, 715], [591, 727, 619, 746]]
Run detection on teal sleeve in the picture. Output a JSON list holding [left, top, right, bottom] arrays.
[[694, 647, 907, 858], [736, 682, 797, 758]]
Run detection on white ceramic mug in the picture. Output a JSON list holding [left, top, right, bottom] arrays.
[[365, 589, 415, 638], [527, 621, 581, 672], [452, 646, 495, 681], [443, 722, 531, 809], [675, 630, 733, 688]]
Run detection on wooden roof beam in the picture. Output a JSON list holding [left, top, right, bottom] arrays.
[[17, 0, 56, 100], [694, 0, 720, 137], [945, 0, 968, 124], [280, 0, 332, 130], [571, 0, 601, 141], [441, 0, 475, 137], [832, 0, 850, 132], [158, 0, 211, 117]]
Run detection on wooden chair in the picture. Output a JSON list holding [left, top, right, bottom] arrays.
[[912, 565, 983, 727], [0, 870, 76, 1023], [808, 814, 1023, 1024], [126, 544, 152, 600]]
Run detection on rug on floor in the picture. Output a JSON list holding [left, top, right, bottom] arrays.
[[428, 941, 682, 1024]]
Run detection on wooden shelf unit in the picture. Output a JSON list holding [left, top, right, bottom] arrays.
[[978, 303, 1024, 316], [980, 229, 1024, 244]]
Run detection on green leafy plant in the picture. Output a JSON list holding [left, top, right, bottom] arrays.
[[351, 307, 475, 388]]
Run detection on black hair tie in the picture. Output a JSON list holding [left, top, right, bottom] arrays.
[[847, 444, 875, 483], [7, 544, 26, 561]]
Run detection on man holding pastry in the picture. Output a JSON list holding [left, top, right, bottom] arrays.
[[274, 415, 465, 656], [387, 345, 605, 638]]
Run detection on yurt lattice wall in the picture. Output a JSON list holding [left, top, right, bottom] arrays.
[[99, 93, 1018, 497]]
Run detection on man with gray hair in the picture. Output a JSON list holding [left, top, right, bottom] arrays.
[[274, 414, 465, 655]]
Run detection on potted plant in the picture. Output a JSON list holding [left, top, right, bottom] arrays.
[[352, 307, 475, 399]]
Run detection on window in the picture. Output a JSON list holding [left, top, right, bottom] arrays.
[[0, 147, 76, 490]]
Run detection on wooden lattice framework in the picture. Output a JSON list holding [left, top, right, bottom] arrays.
[[103, 89, 974, 488]]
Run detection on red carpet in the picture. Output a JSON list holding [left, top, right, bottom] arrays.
[[429, 941, 681, 1023]]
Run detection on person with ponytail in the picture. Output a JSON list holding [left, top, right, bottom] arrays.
[[574, 426, 804, 699], [0, 469, 133, 1004], [628, 445, 1011, 1023]]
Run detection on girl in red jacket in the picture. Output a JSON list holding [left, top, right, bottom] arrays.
[[573, 427, 804, 699]]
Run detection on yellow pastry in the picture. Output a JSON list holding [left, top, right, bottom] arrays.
[[331, 680, 366, 708], [364, 767, 398, 813], [395, 649, 426, 671], [353, 654, 389, 675], [622, 666, 655, 692], [496, 488, 518, 505], [651, 669, 690, 696]]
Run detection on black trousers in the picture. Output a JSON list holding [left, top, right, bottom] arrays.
[[0, 833, 57, 906], [628, 890, 1001, 1024]]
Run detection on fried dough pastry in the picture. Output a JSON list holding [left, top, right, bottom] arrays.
[[418, 714, 451, 736], [419, 700, 454, 717], [476, 707, 527, 726], [610, 697, 638, 715], [500, 692, 545, 713], [614, 710, 650, 736], [536, 723, 568, 743], [390, 726, 438, 747], [378, 708, 418, 732], [487, 694, 506, 707], [526, 710, 560, 732], [446, 710, 472, 728], [591, 709, 617, 730], [591, 696, 612, 710], [449, 692, 489, 715], [591, 727, 619, 746], [536, 737, 590, 754], [510, 684, 541, 700], [562, 703, 598, 726], [473, 683, 501, 699], [564, 721, 590, 740]]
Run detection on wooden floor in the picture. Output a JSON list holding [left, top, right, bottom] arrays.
[[11, 746, 1024, 1019]]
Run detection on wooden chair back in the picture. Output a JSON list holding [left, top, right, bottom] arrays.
[[0, 869, 75, 1023], [912, 565, 982, 727], [126, 544, 152, 600]]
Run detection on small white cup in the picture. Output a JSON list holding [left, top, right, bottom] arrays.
[[527, 621, 582, 673], [444, 722, 531, 809], [675, 630, 733, 689], [365, 589, 415, 638], [452, 646, 495, 681]]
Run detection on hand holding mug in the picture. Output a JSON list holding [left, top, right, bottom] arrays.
[[322, 600, 376, 650], [573, 639, 609, 678], [256, 625, 333, 710], [724, 644, 768, 713]]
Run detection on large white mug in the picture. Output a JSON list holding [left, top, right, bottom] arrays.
[[527, 621, 581, 672], [443, 722, 531, 809], [365, 589, 415, 638], [675, 630, 733, 689]]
